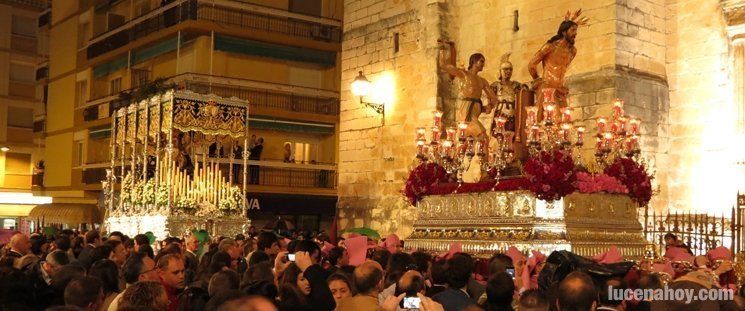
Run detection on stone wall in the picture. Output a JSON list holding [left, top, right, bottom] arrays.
[[338, 0, 739, 237]]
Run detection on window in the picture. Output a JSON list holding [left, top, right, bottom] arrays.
[[12, 15, 36, 37], [110, 77, 122, 94], [76, 80, 88, 107], [74, 141, 85, 166], [2, 219, 17, 230], [10, 63, 35, 83], [7, 107, 33, 128], [284, 142, 317, 163]]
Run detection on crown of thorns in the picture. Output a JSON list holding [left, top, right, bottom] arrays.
[[564, 9, 589, 26]]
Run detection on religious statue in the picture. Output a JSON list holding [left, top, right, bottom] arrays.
[[490, 53, 530, 164], [438, 40, 497, 139], [528, 10, 588, 106]]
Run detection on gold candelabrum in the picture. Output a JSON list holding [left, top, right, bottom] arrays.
[[594, 99, 641, 167], [415, 111, 515, 185], [524, 103, 585, 159]]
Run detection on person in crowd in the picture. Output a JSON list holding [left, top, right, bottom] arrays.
[[327, 273, 354, 306], [517, 289, 548, 311], [209, 270, 240, 297], [277, 251, 335, 311], [157, 253, 186, 310], [108, 232, 124, 242], [185, 234, 200, 272], [283, 143, 294, 163], [555, 271, 597, 311], [89, 259, 121, 311], [336, 260, 384, 311], [63, 276, 104, 311], [134, 234, 150, 253], [118, 281, 170, 311], [49, 264, 87, 307], [482, 272, 515, 311], [28, 249, 69, 298], [248, 137, 264, 184], [433, 253, 477, 311], [52, 235, 75, 263], [326, 246, 349, 276], [1, 232, 31, 264], [247, 232, 279, 264], [106, 239, 128, 267], [109, 252, 160, 311], [177, 286, 210, 311], [216, 295, 278, 311], [427, 259, 448, 298], [78, 230, 103, 268], [597, 277, 625, 311]]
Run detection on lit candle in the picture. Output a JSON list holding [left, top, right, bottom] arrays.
[[629, 118, 640, 135], [431, 127, 441, 143], [416, 139, 426, 156], [561, 123, 572, 142], [495, 116, 507, 133], [475, 140, 484, 156], [612, 99, 624, 119], [466, 137, 475, 156], [526, 106, 538, 125], [611, 121, 619, 134], [458, 122, 468, 141], [416, 127, 426, 141], [433, 110, 443, 128], [504, 131, 515, 151], [602, 132, 613, 150], [576, 126, 586, 146], [618, 116, 628, 134], [446, 127, 456, 141], [562, 107, 573, 123], [529, 125, 540, 142], [595, 137, 603, 152], [544, 103, 556, 124], [597, 117, 607, 133], [442, 140, 453, 158]]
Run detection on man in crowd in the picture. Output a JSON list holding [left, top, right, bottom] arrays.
[[78, 230, 102, 268], [337, 260, 385, 311], [108, 250, 160, 311], [556, 271, 597, 311], [433, 253, 477, 311], [1, 232, 31, 263], [158, 253, 185, 310], [63, 276, 104, 311]]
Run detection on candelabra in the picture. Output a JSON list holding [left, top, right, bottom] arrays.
[[524, 102, 584, 157], [484, 116, 516, 189], [594, 99, 641, 168], [415, 110, 513, 185]]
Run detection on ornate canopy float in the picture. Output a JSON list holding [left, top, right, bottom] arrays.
[[405, 10, 654, 258], [103, 90, 251, 240]]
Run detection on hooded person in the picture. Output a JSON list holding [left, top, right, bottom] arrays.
[[521, 250, 546, 291], [378, 234, 402, 254]]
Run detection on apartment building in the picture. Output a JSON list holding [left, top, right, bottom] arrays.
[[42, 0, 342, 230]]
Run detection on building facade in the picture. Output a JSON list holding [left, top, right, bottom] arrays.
[[336, 0, 745, 237], [42, 0, 343, 231], [0, 0, 50, 231]]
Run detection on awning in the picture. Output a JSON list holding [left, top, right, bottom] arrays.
[[29, 203, 102, 225]]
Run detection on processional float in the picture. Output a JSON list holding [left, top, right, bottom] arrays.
[[104, 90, 251, 239]]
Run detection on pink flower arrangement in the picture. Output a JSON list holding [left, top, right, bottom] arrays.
[[574, 172, 629, 194]]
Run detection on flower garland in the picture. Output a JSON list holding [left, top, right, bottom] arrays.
[[574, 172, 628, 194], [604, 157, 654, 206], [403, 162, 448, 205], [523, 149, 577, 201], [219, 186, 244, 216], [175, 197, 197, 215]]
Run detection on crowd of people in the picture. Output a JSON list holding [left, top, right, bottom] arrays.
[[0, 228, 743, 311]]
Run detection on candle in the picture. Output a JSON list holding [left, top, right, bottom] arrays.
[[416, 127, 426, 141], [544, 103, 556, 124], [612, 99, 624, 119], [431, 127, 441, 143], [561, 123, 572, 142], [475, 140, 484, 156], [466, 137, 475, 155], [629, 118, 640, 134], [458, 122, 468, 141], [529, 125, 540, 142], [495, 116, 507, 132], [442, 140, 453, 158], [576, 126, 586, 146], [562, 107, 573, 123], [618, 116, 628, 134], [504, 131, 515, 150], [611, 121, 619, 134], [597, 117, 607, 133], [433, 110, 443, 127], [446, 127, 456, 141], [595, 137, 603, 152], [602, 132, 613, 150], [526, 106, 538, 125], [416, 139, 426, 155]]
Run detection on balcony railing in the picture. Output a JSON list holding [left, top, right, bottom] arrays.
[[81, 160, 337, 190], [82, 73, 340, 119], [86, 0, 341, 60], [11, 34, 37, 54]]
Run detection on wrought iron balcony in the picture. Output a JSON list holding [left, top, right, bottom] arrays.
[[86, 0, 342, 60]]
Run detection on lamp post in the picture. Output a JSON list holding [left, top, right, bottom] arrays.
[[351, 71, 385, 125]]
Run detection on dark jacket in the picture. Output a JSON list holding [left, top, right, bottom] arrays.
[[278, 264, 335, 311], [433, 288, 476, 311]]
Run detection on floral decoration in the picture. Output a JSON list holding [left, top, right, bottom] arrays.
[[523, 149, 577, 201], [219, 186, 244, 216], [403, 162, 449, 205], [574, 172, 628, 194], [604, 157, 654, 206]]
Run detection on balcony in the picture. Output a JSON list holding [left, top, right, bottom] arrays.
[[81, 72, 340, 123], [87, 0, 342, 61], [80, 160, 337, 194], [11, 33, 37, 55]]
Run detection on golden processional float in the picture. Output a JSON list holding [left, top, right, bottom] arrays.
[[103, 90, 251, 240]]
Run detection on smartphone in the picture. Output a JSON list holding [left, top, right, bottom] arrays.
[[401, 296, 421, 309], [506, 268, 515, 278], [287, 253, 296, 262]]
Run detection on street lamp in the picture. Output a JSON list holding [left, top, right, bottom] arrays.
[[351, 71, 385, 125], [0, 146, 9, 152]]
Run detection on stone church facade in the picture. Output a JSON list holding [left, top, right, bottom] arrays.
[[337, 0, 745, 237]]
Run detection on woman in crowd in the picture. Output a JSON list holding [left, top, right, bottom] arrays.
[[278, 261, 335, 311], [327, 273, 354, 306], [88, 259, 121, 311]]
